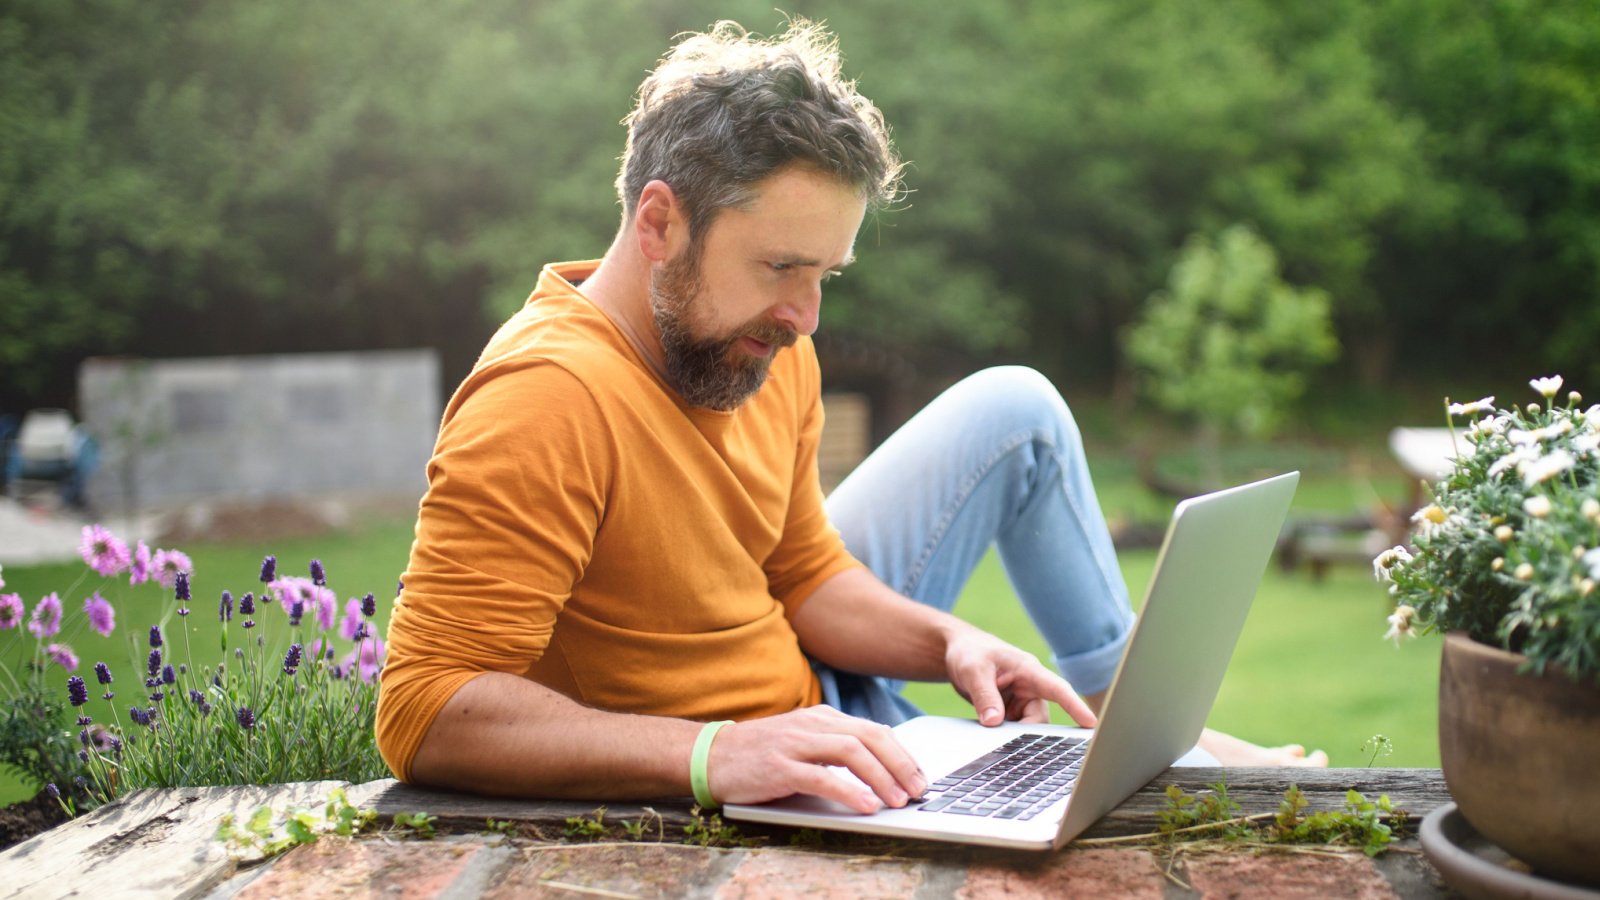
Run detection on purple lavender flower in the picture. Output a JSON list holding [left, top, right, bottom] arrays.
[[239, 592, 255, 615], [282, 643, 303, 676], [46, 643, 79, 671], [83, 593, 115, 637], [76, 715, 91, 726], [147, 648, 162, 678], [236, 706, 256, 730], [129, 706, 150, 727], [150, 549, 193, 589], [189, 689, 204, 704], [150, 690, 164, 702], [219, 591, 233, 622], [78, 729, 90, 746], [288, 600, 304, 627], [0, 593, 22, 630], [260, 555, 277, 584], [45, 783, 59, 799], [361, 592, 377, 617], [175, 571, 191, 602], [242, 619, 256, 630], [162, 665, 175, 686], [95, 661, 112, 684], [27, 593, 63, 638], [128, 540, 151, 586], [78, 525, 131, 577], [309, 559, 326, 586], [77, 750, 88, 763], [67, 675, 88, 706], [199, 701, 213, 717]]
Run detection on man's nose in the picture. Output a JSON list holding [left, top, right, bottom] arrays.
[[772, 280, 823, 337]]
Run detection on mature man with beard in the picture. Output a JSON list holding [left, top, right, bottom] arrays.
[[376, 20, 1324, 814]]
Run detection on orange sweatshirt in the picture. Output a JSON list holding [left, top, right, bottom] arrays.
[[376, 261, 861, 782]]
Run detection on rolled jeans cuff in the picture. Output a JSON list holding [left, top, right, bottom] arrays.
[[1055, 625, 1132, 698]]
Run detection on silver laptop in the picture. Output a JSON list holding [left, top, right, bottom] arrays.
[[725, 471, 1299, 850]]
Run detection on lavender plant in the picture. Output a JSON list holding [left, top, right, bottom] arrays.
[[1374, 375, 1600, 681], [1, 526, 393, 813]]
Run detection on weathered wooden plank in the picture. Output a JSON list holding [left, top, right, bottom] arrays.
[[0, 780, 377, 900], [361, 767, 1450, 843]]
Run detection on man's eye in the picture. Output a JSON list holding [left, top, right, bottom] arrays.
[[768, 262, 793, 273]]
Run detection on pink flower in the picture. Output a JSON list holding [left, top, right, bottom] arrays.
[[269, 577, 336, 630], [342, 636, 386, 683], [339, 598, 364, 641], [28, 593, 63, 638], [45, 642, 79, 671], [128, 541, 152, 586], [0, 594, 23, 629], [150, 549, 194, 589], [79, 525, 131, 577], [83, 593, 116, 637]]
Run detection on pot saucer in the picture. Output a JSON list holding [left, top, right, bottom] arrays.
[[1420, 802, 1600, 900]]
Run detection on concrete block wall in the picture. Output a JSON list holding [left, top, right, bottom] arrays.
[[80, 350, 440, 511]]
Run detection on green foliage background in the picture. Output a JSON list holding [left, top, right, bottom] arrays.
[[2, 0, 1597, 408]]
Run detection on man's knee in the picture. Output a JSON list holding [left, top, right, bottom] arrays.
[[954, 366, 1082, 449]]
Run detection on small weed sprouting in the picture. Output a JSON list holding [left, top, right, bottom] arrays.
[[392, 811, 438, 839], [621, 807, 663, 842], [684, 805, 756, 848], [563, 807, 609, 840], [788, 827, 825, 849], [483, 818, 518, 836], [215, 787, 378, 859], [1140, 781, 1407, 857], [1359, 734, 1394, 768]]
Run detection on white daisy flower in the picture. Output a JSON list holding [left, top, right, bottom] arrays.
[[1521, 449, 1576, 487], [1581, 405, 1600, 432], [1384, 605, 1418, 645], [1573, 433, 1599, 457], [1372, 545, 1414, 582], [1447, 396, 1496, 417], [1530, 375, 1564, 398], [1411, 504, 1450, 539], [1582, 497, 1600, 522], [1466, 416, 1508, 442], [1488, 445, 1539, 479], [1523, 495, 1553, 518], [1508, 420, 1573, 446]]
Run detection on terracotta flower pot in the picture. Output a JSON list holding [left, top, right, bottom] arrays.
[[1438, 631, 1600, 886]]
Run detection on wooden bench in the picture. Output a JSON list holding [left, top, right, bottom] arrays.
[[0, 768, 1455, 898]]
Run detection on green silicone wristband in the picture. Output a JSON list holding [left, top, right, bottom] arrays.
[[691, 720, 734, 809]]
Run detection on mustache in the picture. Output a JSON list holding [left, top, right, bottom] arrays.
[[732, 320, 800, 350]]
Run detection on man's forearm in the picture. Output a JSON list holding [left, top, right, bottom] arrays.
[[789, 567, 972, 680], [408, 672, 701, 798]]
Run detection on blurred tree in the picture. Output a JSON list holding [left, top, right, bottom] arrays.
[[1125, 224, 1339, 485]]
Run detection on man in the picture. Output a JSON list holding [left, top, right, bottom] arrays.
[[376, 20, 1324, 815]]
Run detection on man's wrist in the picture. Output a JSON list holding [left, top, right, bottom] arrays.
[[690, 720, 734, 808]]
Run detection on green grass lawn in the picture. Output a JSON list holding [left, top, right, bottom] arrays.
[[0, 449, 1438, 807]]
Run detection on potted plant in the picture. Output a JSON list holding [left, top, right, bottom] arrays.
[[1374, 375, 1600, 886]]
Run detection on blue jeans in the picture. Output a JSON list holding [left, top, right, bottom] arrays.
[[816, 367, 1135, 725]]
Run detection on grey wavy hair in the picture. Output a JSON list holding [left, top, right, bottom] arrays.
[[616, 20, 903, 238]]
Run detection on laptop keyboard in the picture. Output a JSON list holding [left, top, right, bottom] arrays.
[[915, 733, 1086, 820]]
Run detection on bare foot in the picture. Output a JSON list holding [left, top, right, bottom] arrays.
[[1199, 728, 1331, 767]]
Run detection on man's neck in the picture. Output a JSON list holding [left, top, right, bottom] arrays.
[[580, 232, 672, 384]]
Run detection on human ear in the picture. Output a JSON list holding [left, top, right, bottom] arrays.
[[633, 180, 686, 263]]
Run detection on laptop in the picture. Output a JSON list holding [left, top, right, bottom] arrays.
[[724, 471, 1299, 850]]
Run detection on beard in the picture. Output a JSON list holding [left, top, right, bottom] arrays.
[[649, 249, 798, 411]]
